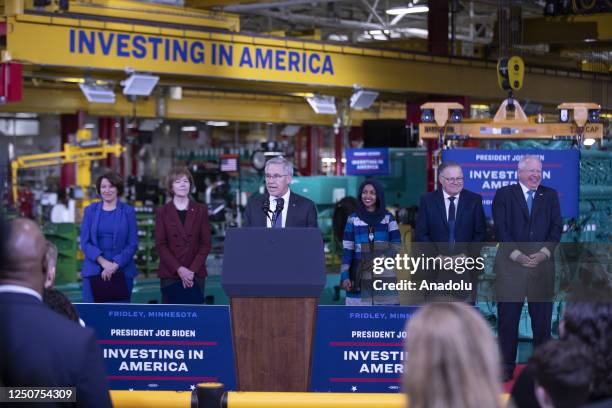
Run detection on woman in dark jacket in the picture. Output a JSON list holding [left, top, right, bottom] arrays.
[[155, 167, 211, 303]]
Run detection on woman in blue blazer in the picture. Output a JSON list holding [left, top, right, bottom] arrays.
[[80, 171, 138, 302]]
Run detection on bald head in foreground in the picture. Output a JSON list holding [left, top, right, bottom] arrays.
[[0, 218, 112, 408]]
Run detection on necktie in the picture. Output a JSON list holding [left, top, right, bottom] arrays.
[[448, 196, 456, 251], [527, 190, 534, 215], [273, 199, 283, 228]]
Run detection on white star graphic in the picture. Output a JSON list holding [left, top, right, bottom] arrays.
[[351, 386, 357, 392], [128, 388, 134, 392], [190, 385, 196, 391]]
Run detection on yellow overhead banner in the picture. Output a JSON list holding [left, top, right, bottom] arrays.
[[4, 15, 611, 105]]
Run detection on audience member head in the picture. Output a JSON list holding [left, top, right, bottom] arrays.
[[0, 218, 47, 295], [531, 339, 592, 408], [166, 166, 195, 198], [43, 288, 80, 323], [44, 240, 58, 289], [403, 302, 502, 408], [561, 291, 612, 400]]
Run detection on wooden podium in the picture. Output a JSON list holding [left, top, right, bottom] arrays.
[[221, 228, 325, 391]]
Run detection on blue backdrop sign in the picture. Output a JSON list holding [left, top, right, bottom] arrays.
[[76, 304, 236, 391], [310, 306, 418, 393], [346, 148, 389, 176], [442, 149, 579, 218]]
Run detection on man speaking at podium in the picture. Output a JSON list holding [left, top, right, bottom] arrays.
[[244, 156, 318, 228]]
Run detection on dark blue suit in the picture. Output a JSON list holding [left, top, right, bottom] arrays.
[[492, 183, 562, 377], [80, 201, 138, 302], [244, 191, 318, 228], [415, 189, 486, 299], [0, 292, 112, 408]]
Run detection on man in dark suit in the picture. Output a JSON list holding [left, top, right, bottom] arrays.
[[493, 154, 562, 381], [0, 218, 112, 408], [415, 161, 486, 300], [244, 156, 318, 228]]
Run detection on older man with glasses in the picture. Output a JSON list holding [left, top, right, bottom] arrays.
[[415, 161, 486, 301], [244, 156, 318, 228]]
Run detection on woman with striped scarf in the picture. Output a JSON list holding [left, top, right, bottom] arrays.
[[340, 179, 401, 305]]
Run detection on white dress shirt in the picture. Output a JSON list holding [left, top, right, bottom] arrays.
[[442, 190, 460, 221], [267, 189, 291, 228]]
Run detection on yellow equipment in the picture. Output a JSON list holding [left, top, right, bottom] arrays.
[[497, 56, 525, 92], [419, 100, 603, 143], [11, 137, 126, 210]]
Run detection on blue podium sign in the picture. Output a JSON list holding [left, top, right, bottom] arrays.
[[442, 149, 579, 218], [76, 304, 236, 391], [346, 148, 390, 175], [310, 306, 419, 393]]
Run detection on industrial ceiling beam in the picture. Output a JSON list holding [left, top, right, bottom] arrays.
[[523, 14, 612, 44], [223, 0, 346, 12], [3, 14, 610, 108], [0, 85, 406, 125]]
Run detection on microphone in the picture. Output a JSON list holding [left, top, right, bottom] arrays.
[[262, 199, 272, 222]]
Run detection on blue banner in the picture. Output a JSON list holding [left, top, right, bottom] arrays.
[[442, 149, 579, 218], [75, 304, 236, 391], [310, 306, 418, 393], [346, 148, 389, 176]]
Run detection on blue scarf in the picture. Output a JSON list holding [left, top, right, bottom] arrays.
[[355, 178, 387, 227]]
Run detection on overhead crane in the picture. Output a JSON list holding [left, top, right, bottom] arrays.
[[0, 0, 609, 112], [11, 129, 125, 210]]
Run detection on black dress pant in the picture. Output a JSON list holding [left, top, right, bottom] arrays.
[[498, 301, 552, 378]]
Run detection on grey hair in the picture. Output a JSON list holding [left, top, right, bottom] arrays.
[[438, 161, 462, 176], [518, 155, 542, 170], [265, 156, 294, 177]]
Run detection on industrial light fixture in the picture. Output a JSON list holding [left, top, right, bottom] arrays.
[[350, 88, 379, 110], [450, 109, 463, 122], [583, 138, 596, 146], [421, 108, 434, 123], [122, 73, 159, 96], [306, 94, 337, 115], [79, 82, 116, 104], [588, 109, 600, 123], [138, 119, 162, 131], [206, 121, 230, 127], [386, 4, 429, 15], [181, 125, 198, 132]]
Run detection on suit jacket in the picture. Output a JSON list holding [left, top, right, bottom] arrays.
[[80, 201, 138, 278], [492, 183, 563, 300], [155, 200, 211, 279], [244, 191, 318, 228], [415, 189, 486, 258], [0, 292, 112, 408]]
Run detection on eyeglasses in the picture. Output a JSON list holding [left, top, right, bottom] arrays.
[[440, 176, 464, 183], [264, 174, 289, 181]]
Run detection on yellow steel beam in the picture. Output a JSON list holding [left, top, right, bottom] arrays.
[[0, 85, 406, 125], [523, 14, 612, 44], [3, 16, 610, 108], [58, 0, 240, 32]]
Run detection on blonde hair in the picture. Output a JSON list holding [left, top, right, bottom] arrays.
[[403, 302, 502, 408]]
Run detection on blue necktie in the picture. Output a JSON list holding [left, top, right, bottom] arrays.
[[273, 199, 283, 228], [448, 196, 456, 251], [527, 190, 534, 215]]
